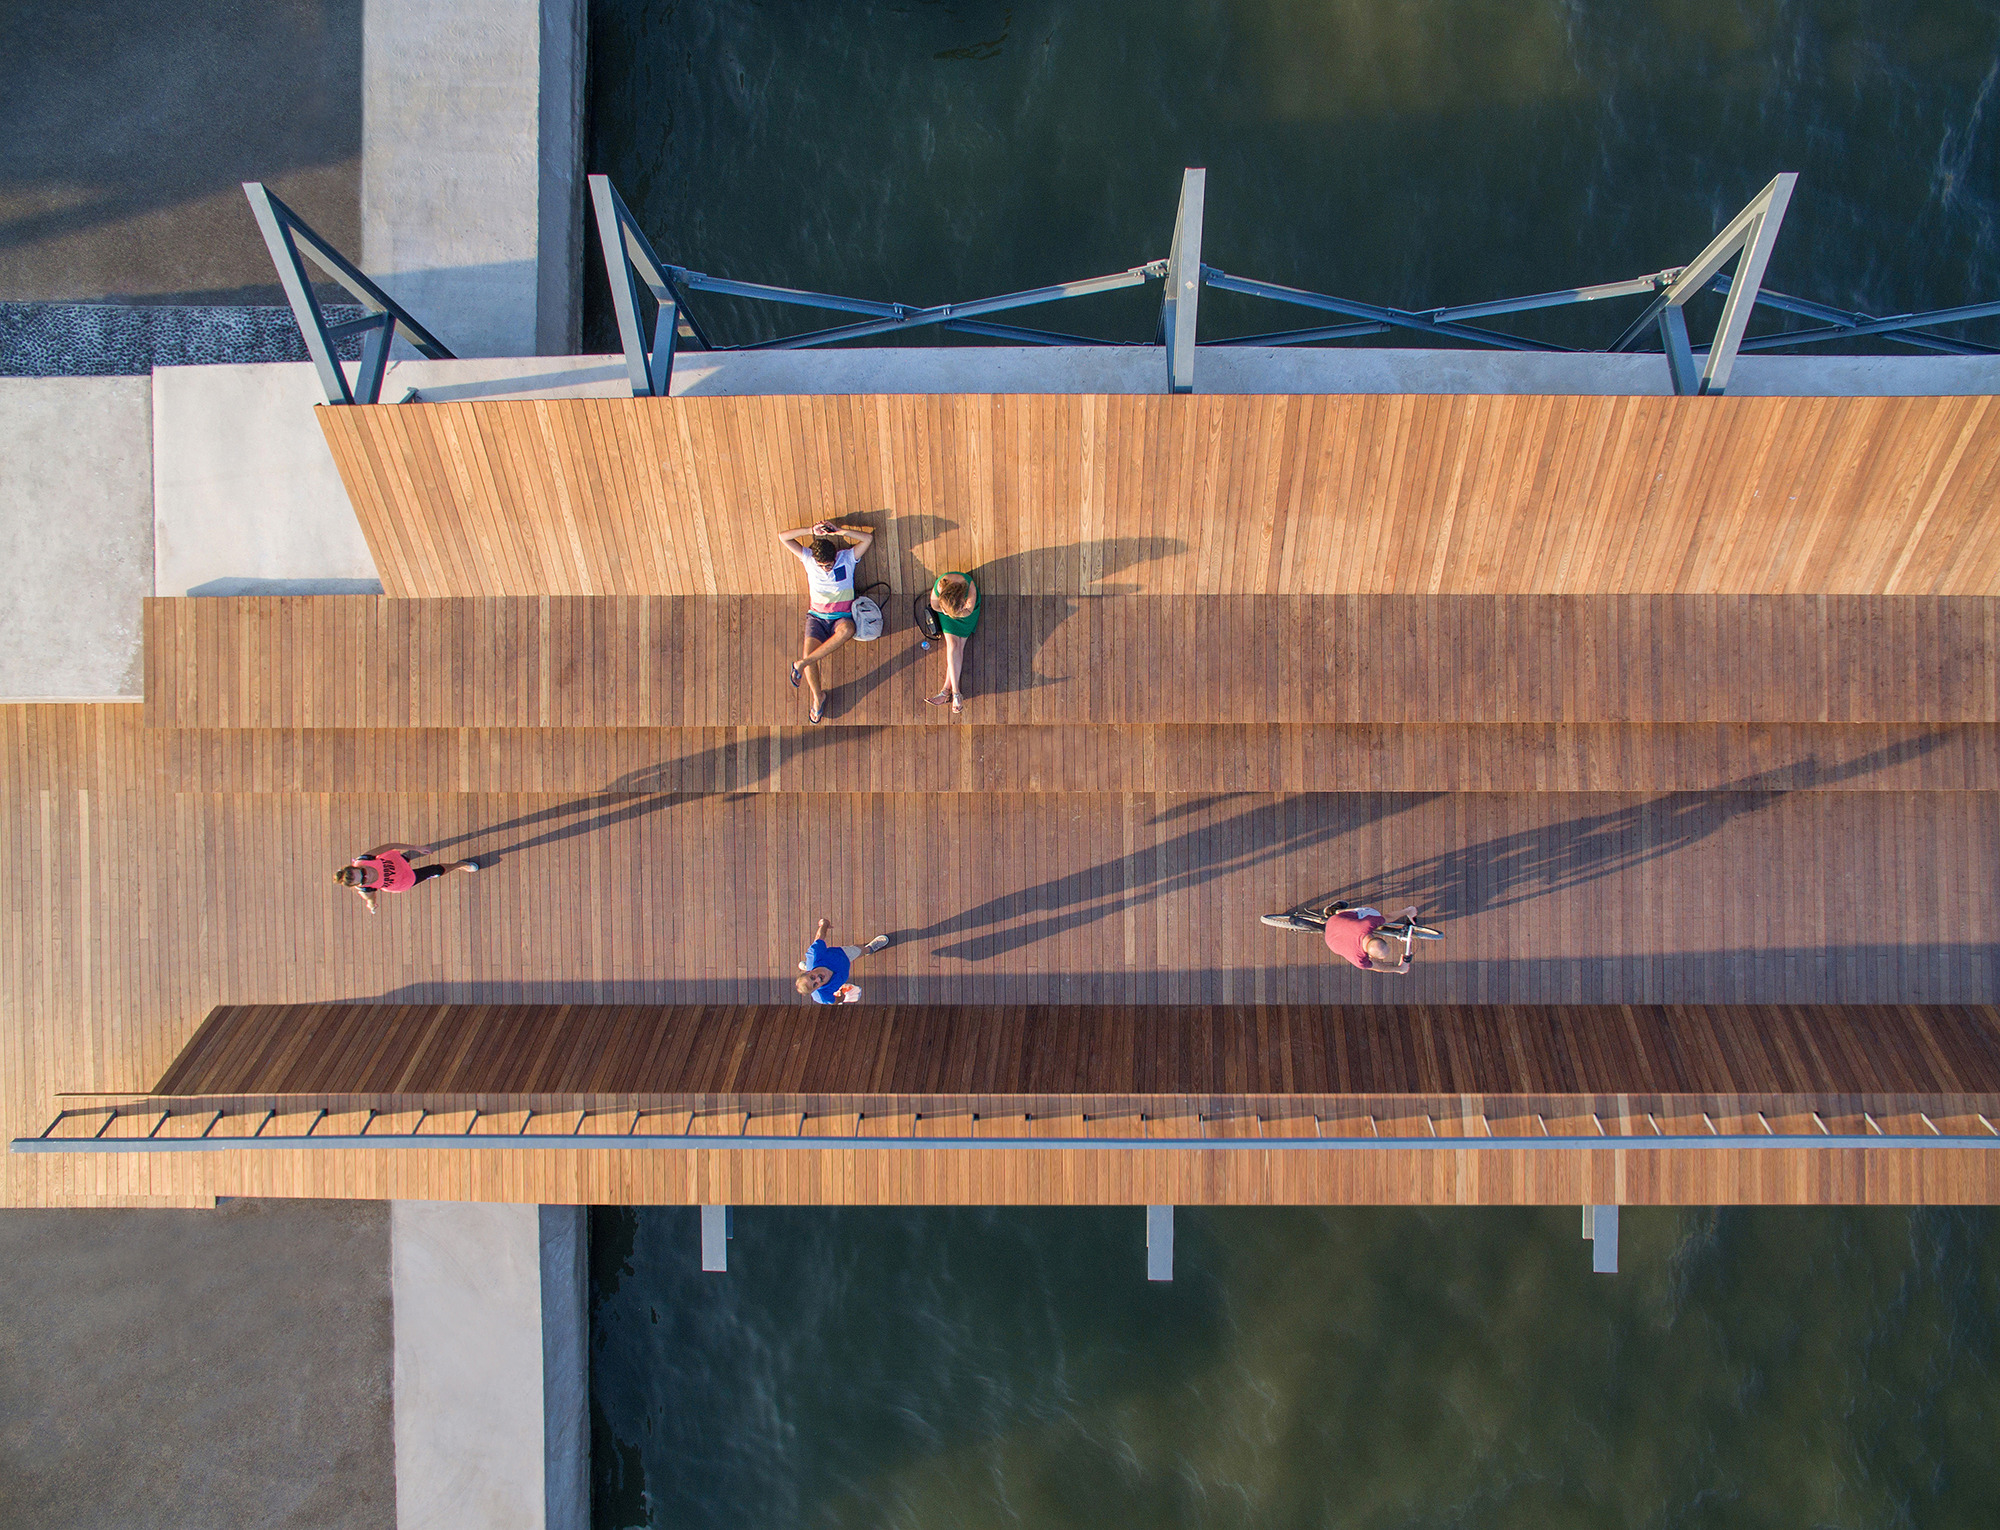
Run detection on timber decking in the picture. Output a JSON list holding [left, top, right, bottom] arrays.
[[157, 1002, 2000, 1100], [317, 394, 2000, 598], [144, 595, 2000, 730], [129, 722, 2000, 797]]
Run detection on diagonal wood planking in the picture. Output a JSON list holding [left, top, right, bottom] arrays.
[[318, 394, 2000, 597]]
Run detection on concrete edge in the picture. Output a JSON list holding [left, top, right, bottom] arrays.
[[537, 0, 586, 357], [0, 695, 143, 704], [539, 1207, 589, 1530]]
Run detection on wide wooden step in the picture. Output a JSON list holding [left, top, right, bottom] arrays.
[[128, 722, 2000, 795], [143, 594, 2000, 729]]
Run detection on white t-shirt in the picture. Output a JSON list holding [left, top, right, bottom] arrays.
[[793, 543, 857, 609]]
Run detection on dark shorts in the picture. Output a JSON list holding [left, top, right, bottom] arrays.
[[804, 610, 856, 645]]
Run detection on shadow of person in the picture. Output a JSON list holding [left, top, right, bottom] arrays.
[[428, 726, 878, 864], [873, 513, 960, 593], [887, 791, 1432, 961], [958, 536, 1187, 699], [1294, 732, 1960, 923]]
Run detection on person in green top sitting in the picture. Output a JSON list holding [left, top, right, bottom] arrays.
[[926, 571, 980, 714]]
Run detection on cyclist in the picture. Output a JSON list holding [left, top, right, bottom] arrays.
[[1262, 900, 1420, 974]]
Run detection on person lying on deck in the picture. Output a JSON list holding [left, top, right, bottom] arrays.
[[776, 519, 875, 725]]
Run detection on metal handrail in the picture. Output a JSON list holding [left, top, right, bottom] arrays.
[[19, 1094, 2000, 1154]]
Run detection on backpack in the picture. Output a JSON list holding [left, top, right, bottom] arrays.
[[851, 580, 888, 641]]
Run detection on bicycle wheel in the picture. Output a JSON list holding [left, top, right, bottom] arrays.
[[1405, 923, 1444, 940], [1260, 912, 1323, 932]]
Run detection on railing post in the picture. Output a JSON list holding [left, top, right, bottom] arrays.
[[243, 182, 455, 406], [589, 174, 692, 398], [1162, 169, 1206, 394], [1610, 173, 1797, 395]]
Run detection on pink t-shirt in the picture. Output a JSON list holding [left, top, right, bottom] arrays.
[[351, 851, 416, 892], [1324, 909, 1387, 969]]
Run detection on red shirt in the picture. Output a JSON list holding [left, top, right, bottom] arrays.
[[350, 851, 416, 892], [1324, 909, 1387, 969]]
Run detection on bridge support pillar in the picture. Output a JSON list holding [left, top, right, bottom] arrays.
[[1146, 1205, 1175, 1281], [700, 1205, 731, 1272], [1582, 1205, 1619, 1274]]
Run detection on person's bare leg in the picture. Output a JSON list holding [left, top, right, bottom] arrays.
[[803, 660, 825, 720], [804, 620, 855, 666], [929, 632, 968, 710]]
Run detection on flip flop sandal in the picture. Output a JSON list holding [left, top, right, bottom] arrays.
[[926, 691, 952, 706], [790, 662, 803, 689], [809, 699, 826, 724]]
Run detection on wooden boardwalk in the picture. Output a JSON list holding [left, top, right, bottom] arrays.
[[10, 389, 2000, 1208], [319, 394, 2000, 597]]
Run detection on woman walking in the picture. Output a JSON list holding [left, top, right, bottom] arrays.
[[335, 842, 478, 914], [925, 571, 980, 714]]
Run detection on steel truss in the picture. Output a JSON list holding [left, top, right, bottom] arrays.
[[594, 168, 1996, 400], [251, 168, 1996, 404]]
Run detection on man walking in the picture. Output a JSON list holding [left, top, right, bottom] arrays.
[[795, 916, 890, 1004]]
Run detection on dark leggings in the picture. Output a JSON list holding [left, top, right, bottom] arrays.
[[410, 863, 448, 885], [1291, 899, 1349, 927]]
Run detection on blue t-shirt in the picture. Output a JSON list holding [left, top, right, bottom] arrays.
[[804, 938, 850, 1004]]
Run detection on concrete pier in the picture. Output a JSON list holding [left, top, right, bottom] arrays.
[[362, 0, 586, 357], [389, 1203, 587, 1530]]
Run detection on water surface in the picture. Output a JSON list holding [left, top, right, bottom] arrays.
[[591, 1206, 2000, 1530], [587, 0, 2000, 350]]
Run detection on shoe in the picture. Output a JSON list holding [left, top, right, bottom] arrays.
[[862, 935, 889, 954], [462, 860, 480, 872]]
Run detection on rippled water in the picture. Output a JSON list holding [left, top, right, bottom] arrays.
[[590, 1206, 2000, 1530], [586, 0, 2000, 351]]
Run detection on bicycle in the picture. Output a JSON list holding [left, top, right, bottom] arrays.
[[1260, 900, 1443, 963]]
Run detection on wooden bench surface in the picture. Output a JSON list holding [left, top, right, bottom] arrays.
[[143, 594, 2000, 729]]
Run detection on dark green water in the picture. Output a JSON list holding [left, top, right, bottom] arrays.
[[586, 0, 2000, 351], [590, 1206, 2000, 1530]]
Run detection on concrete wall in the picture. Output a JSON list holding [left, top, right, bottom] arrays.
[[0, 377, 153, 699], [389, 1202, 587, 1530], [362, 0, 584, 357]]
